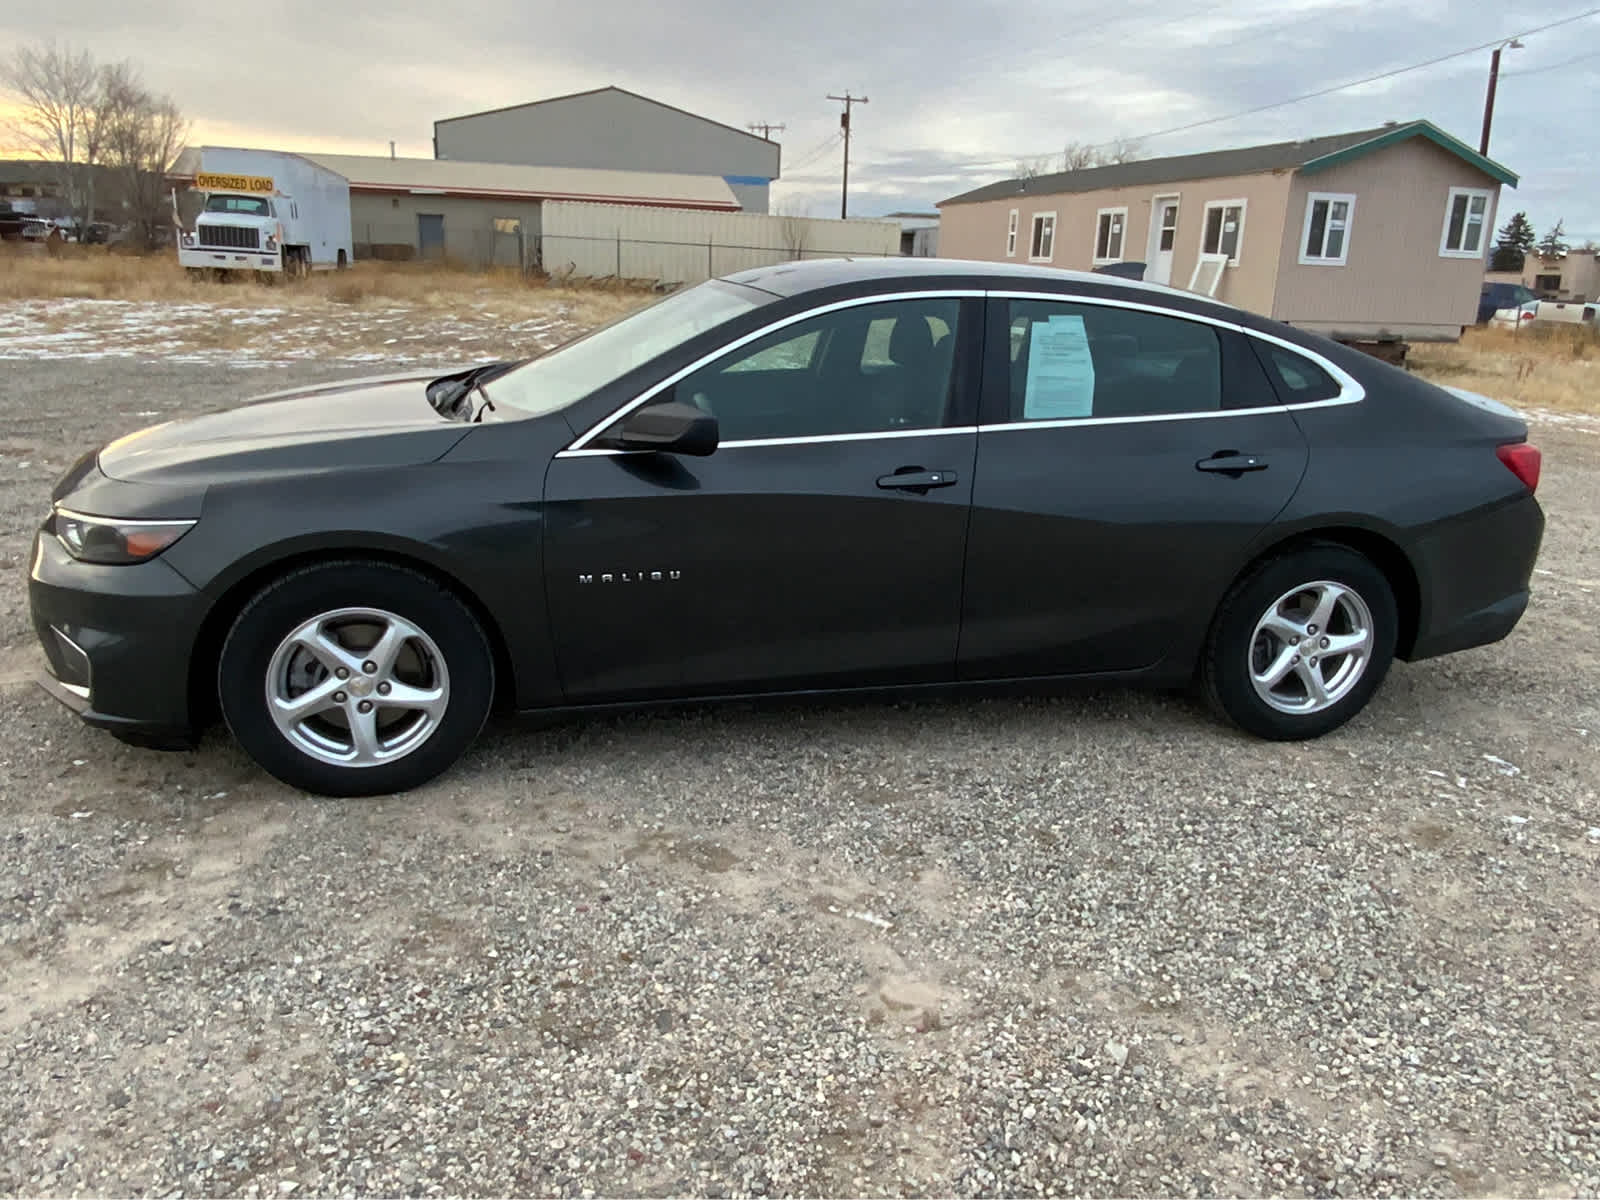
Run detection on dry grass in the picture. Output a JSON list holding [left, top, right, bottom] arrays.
[[1410, 324, 1600, 415], [0, 242, 654, 327]]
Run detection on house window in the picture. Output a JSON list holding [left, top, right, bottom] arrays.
[[1534, 273, 1561, 294], [1300, 192, 1355, 266], [1158, 202, 1178, 251], [1029, 212, 1056, 262], [1006, 209, 1018, 258], [1440, 187, 1491, 258], [1202, 200, 1246, 264], [1093, 207, 1127, 264]]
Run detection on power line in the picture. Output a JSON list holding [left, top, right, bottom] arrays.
[[995, 5, 1600, 165], [783, 132, 844, 174], [1502, 47, 1600, 76], [747, 121, 786, 140]]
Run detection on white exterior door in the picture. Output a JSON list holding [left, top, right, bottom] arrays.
[[1148, 197, 1179, 285]]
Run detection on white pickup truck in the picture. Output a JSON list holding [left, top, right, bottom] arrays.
[[176, 148, 352, 278]]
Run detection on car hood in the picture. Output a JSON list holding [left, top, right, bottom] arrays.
[[97, 371, 474, 485]]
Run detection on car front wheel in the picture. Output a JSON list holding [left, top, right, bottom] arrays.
[[218, 562, 494, 796], [1202, 545, 1398, 740]]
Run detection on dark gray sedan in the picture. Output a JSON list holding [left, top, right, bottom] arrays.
[[30, 259, 1544, 795]]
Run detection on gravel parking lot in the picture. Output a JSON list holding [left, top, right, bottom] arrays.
[[1, 351, 1597, 1198]]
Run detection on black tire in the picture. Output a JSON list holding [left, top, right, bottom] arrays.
[[218, 561, 494, 796], [1201, 544, 1397, 741]]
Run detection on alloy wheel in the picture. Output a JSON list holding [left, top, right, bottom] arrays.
[[1248, 580, 1375, 716], [264, 607, 450, 767]]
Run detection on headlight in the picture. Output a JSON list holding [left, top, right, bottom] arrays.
[[51, 507, 195, 564], [264, 234, 278, 251], [180, 231, 195, 247]]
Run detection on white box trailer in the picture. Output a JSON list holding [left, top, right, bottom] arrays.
[[175, 147, 352, 277]]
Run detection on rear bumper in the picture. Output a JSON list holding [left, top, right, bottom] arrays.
[[1408, 590, 1529, 661], [28, 528, 206, 746], [1405, 493, 1544, 662]]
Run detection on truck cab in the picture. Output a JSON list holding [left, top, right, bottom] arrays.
[[173, 156, 351, 279], [179, 184, 298, 275]]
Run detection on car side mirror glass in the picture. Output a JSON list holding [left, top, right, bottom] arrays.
[[613, 400, 719, 457]]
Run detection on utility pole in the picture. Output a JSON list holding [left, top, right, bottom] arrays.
[[747, 122, 786, 140], [827, 92, 868, 219], [1480, 38, 1523, 156]]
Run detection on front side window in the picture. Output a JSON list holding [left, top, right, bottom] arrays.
[[1202, 201, 1246, 264], [1002, 299, 1222, 422], [1441, 187, 1491, 257], [1029, 213, 1056, 262], [1006, 209, 1019, 257], [1301, 192, 1355, 265], [1094, 207, 1127, 263], [617, 298, 961, 444]]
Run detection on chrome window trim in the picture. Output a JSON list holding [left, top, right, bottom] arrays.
[[557, 286, 1365, 458], [562, 289, 986, 453], [985, 289, 1366, 415]]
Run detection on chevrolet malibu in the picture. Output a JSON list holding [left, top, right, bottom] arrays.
[[30, 259, 1545, 796]]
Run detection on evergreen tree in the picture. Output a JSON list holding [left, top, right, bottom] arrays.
[[1491, 211, 1535, 271], [1537, 218, 1569, 260]]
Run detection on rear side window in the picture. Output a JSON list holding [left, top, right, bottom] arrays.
[[1002, 300, 1222, 422], [1259, 344, 1342, 403]]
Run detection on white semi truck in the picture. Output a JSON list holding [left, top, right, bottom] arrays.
[[175, 147, 352, 278]]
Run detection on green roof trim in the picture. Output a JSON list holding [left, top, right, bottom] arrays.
[[1298, 120, 1518, 187]]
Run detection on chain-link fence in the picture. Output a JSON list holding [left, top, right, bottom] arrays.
[[351, 215, 900, 285]]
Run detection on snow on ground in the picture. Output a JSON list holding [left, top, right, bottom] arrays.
[[4, 298, 1599, 436], [0, 298, 584, 368]]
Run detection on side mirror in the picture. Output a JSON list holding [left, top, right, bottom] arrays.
[[613, 400, 719, 457]]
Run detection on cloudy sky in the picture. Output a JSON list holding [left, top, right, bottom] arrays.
[[3, 0, 1597, 241]]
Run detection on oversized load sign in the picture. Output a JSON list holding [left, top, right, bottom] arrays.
[[194, 173, 275, 193]]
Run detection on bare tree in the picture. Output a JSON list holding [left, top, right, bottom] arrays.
[[1014, 155, 1055, 179], [1054, 137, 1146, 173], [0, 40, 109, 235], [1099, 136, 1144, 165], [99, 62, 188, 249], [1060, 142, 1098, 171]]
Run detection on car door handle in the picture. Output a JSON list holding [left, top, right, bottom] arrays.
[[1196, 452, 1269, 475], [877, 468, 959, 491]]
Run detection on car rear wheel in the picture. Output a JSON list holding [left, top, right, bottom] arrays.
[[218, 562, 493, 796], [1202, 545, 1397, 740]]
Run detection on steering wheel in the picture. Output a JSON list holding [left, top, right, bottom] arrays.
[[688, 390, 716, 417]]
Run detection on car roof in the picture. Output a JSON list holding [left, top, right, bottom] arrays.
[[720, 255, 1255, 326]]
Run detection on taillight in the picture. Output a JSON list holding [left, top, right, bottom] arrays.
[[1497, 442, 1541, 493]]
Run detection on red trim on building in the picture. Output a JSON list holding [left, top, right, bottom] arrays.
[[165, 173, 739, 211]]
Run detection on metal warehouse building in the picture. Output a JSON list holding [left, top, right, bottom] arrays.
[[433, 86, 782, 213], [170, 145, 743, 268]]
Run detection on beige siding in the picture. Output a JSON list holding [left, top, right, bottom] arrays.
[[1520, 250, 1600, 301], [937, 170, 1294, 313], [539, 202, 900, 284], [1273, 140, 1502, 338]]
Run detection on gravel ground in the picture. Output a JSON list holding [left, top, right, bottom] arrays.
[[1, 354, 1598, 1198]]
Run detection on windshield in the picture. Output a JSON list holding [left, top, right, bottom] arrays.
[[204, 195, 271, 216], [484, 280, 771, 417]]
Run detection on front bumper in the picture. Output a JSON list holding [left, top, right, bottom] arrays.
[[28, 527, 207, 748], [178, 245, 281, 272]]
